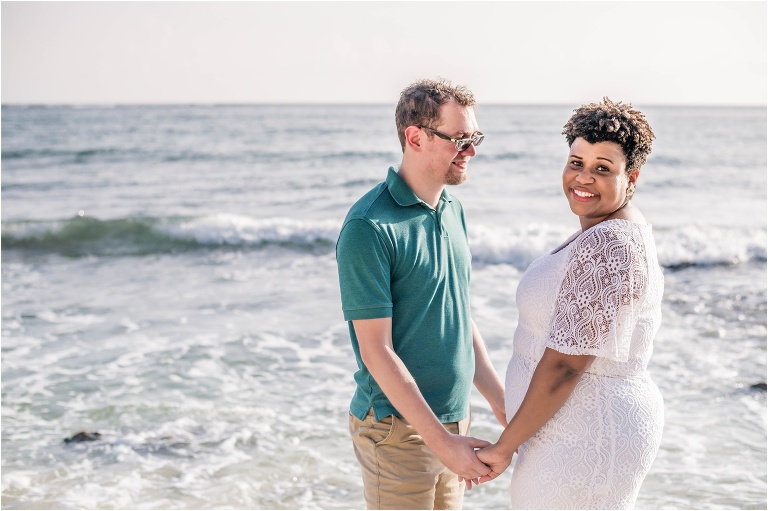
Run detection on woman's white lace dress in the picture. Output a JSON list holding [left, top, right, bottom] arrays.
[[505, 219, 664, 509]]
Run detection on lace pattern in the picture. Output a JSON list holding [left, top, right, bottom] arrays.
[[547, 223, 648, 362], [505, 220, 664, 509]]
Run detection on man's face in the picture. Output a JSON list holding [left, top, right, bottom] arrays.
[[422, 100, 481, 186]]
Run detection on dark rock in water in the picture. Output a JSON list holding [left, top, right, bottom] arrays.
[[64, 431, 102, 444], [749, 382, 767, 392]]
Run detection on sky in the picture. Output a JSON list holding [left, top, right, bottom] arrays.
[[1, 0, 766, 106]]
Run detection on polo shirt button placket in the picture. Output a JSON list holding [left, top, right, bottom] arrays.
[[434, 211, 447, 238]]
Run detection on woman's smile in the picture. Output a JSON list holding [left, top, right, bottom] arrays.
[[571, 187, 597, 200]]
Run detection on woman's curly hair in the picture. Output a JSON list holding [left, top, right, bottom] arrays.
[[562, 98, 655, 171]]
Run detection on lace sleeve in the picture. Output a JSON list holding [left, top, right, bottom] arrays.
[[546, 223, 647, 362]]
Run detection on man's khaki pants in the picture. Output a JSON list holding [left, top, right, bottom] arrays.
[[349, 409, 470, 510]]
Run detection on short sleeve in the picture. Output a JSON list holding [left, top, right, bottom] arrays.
[[336, 218, 393, 321], [546, 224, 647, 362]]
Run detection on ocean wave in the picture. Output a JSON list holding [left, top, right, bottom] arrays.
[[468, 223, 767, 270], [159, 214, 339, 248], [468, 224, 570, 267], [2, 147, 399, 165], [653, 224, 767, 270], [2, 216, 764, 268], [2, 146, 148, 164], [489, 152, 525, 160], [1, 214, 340, 256], [2, 148, 107, 160]]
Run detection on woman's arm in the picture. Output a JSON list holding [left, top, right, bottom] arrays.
[[476, 224, 637, 482], [476, 347, 595, 481]]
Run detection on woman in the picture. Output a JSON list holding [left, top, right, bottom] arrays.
[[477, 98, 664, 509]]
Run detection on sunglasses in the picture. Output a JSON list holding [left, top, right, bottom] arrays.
[[419, 126, 485, 152]]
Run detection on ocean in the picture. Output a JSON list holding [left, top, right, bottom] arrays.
[[1, 103, 765, 509]]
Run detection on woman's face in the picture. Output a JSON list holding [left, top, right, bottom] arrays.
[[562, 137, 638, 230]]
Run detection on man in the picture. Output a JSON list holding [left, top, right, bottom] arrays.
[[336, 78, 506, 510]]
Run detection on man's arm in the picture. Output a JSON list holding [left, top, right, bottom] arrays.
[[470, 319, 506, 427], [353, 317, 492, 483]]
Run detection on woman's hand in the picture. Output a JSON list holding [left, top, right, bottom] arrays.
[[475, 442, 515, 483]]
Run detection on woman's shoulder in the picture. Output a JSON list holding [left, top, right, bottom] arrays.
[[586, 218, 651, 237], [574, 219, 652, 256], [552, 219, 648, 255]]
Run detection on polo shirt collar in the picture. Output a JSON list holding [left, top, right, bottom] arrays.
[[386, 166, 454, 207]]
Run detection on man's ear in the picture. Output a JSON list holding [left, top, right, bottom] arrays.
[[404, 125, 422, 152]]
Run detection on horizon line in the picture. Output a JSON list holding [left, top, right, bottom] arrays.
[[3, 101, 766, 109]]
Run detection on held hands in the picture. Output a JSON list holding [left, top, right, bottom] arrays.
[[434, 433, 516, 490], [475, 442, 516, 484], [432, 433, 493, 490]]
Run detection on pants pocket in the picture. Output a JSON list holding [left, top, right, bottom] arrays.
[[369, 414, 397, 446], [350, 411, 398, 447]]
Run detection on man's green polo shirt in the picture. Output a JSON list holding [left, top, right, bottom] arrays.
[[336, 166, 474, 423]]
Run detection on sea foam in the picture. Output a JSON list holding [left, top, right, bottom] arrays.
[[3, 215, 765, 268]]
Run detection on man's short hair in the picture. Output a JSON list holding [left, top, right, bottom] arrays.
[[395, 78, 476, 151]]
